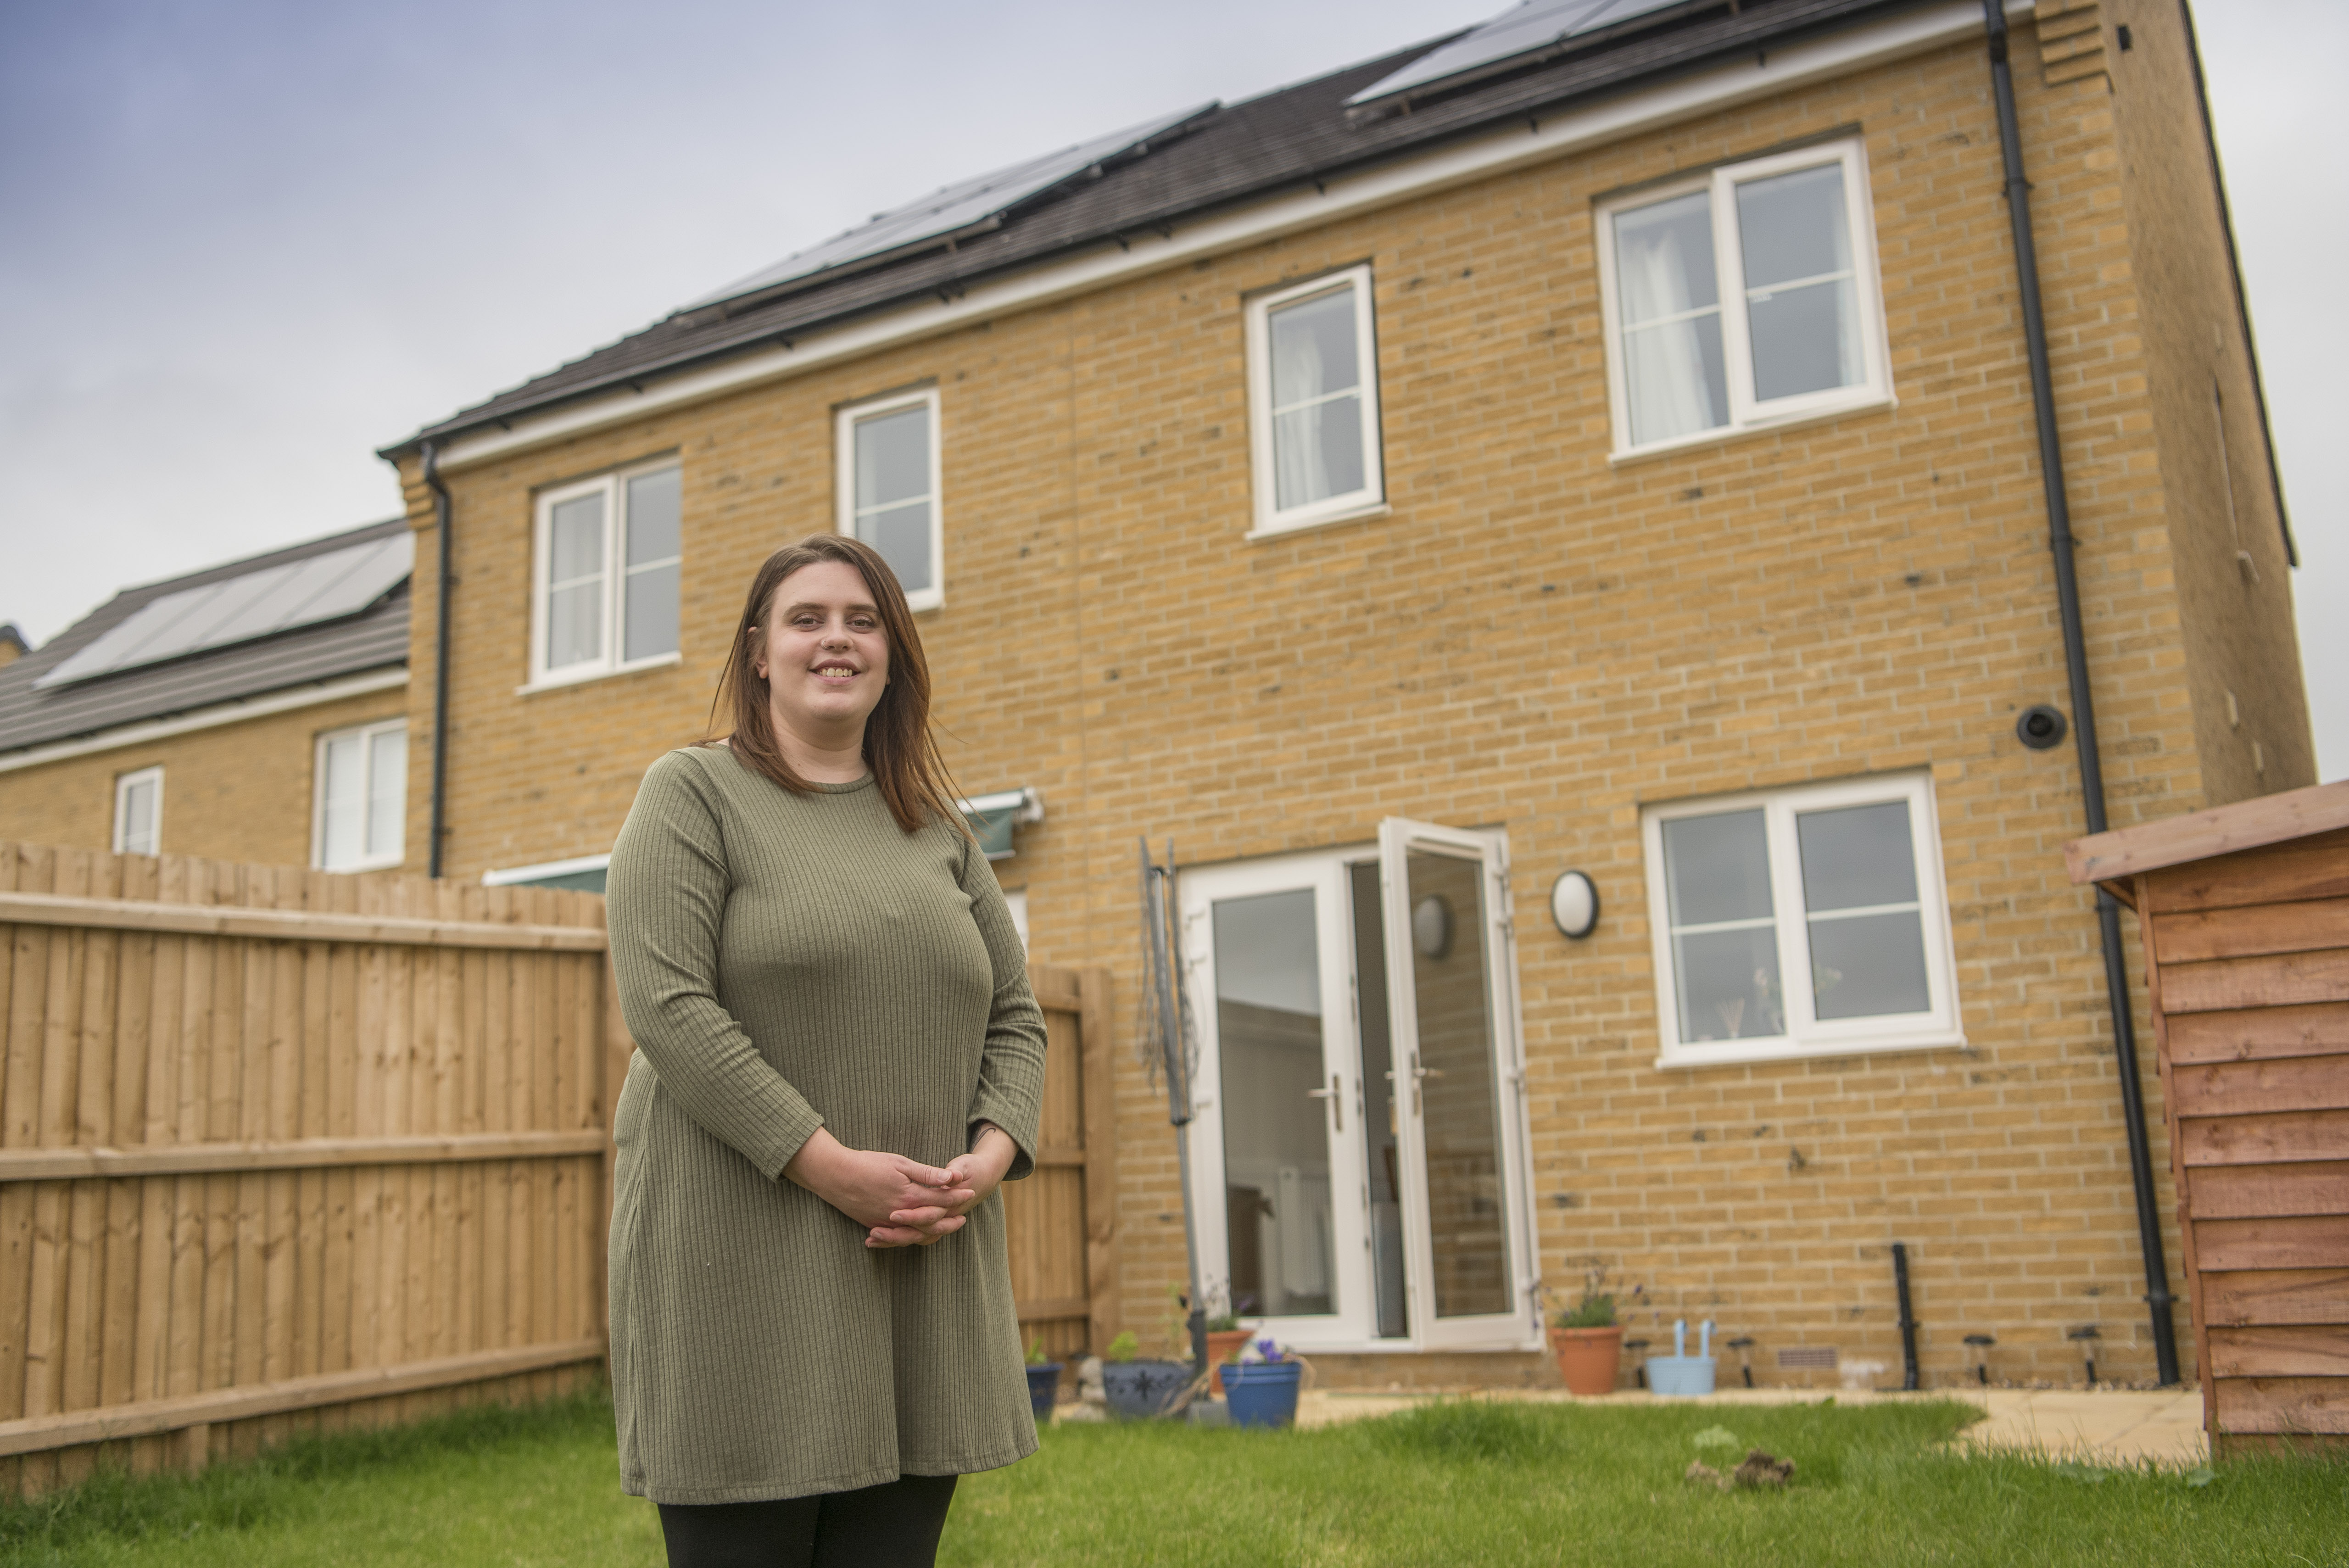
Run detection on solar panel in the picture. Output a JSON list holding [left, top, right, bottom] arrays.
[[1349, 0, 1696, 106], [36, 532, 413, 689], [683, 101, 1216, 312]]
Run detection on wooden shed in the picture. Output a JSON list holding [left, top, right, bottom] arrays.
[[2067, 780, 2349, 1455]]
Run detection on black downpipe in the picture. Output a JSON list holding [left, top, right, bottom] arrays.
[[1891, 1242, 1920, 1391], [1981, 0, 2179, 1386], [422, 442, 454, 880]]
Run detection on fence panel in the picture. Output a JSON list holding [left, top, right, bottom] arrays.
[[0, 843, 610, 1495]]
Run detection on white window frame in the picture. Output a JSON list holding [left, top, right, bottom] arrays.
[[834, 388, 944, 613], [311, 718, 407, 873], [1244, 263, 1386, 538], [112, 765, 162, 856], [1597, 138, 1892, 462], [523, 457, 684, 692], [1641, 772, 1964, 1070]]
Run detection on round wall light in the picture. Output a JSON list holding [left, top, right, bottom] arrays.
[[2016, 704, 2068, 751], [1410, 895, 1452, 960], [1550, 870, 1600, 940]]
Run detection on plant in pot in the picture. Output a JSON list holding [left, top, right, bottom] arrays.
[[1023, 1334, 1063, 1421], [1097, 1330, 1189, 1420], [1204, 1289, 1256, 1396], [1222, 1334, 1306, 1429], [1548, 1269, 1636, 1397]]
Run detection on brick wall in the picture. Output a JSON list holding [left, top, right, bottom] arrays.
[[399, 13, 2311, 1387], [0, 688, 408, 868], [2102, 0, 2312, 803]]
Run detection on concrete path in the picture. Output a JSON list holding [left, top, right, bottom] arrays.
[[1284, 1385, 2208, 1467]]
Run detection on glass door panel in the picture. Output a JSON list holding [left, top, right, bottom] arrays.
[[1211, 889, 1334, 1317], [1377, 818, 1538, 1349], [1346, 863, 1408, 1338], [1405, 849, 1512, 1320]]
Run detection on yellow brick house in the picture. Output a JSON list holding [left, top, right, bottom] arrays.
[[0, 522, 411, 872], [380, 0, 2311, 1389]]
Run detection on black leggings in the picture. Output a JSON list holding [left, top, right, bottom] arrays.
[[657, 1473, 958, 1568]]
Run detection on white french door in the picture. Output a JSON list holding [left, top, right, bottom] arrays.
[[1178, 820, 1539, 1353]]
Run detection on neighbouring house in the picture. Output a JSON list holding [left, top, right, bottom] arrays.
[[0, 522, 411, 872], [379, 0, 2312, 1388]]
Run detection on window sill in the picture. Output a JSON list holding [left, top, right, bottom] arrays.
[[1654, 1028, 1966, 1071], [316, 854, 406, 876], [1246, 500, 1392, 543], [515, 652, 682, 697], [1608, 393, 1897, 468]]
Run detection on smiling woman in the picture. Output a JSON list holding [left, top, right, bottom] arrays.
[[603, 533, 1048, 1568]]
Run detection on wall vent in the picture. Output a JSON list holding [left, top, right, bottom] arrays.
[[1777, 1346, 1839, 1370]]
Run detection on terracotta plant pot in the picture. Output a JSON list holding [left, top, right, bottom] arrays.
[[1550, 1325, 1624, 1396], [1206, 1329, 1254, 1395]]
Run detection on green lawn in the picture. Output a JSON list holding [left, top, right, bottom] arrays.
[[4, 1389, 2343, 1567]]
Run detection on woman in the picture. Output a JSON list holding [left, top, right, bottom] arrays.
[[605, 533, 1047, 1568]]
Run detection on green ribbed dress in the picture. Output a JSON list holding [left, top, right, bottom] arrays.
[[604, 746, 1048, 1505]]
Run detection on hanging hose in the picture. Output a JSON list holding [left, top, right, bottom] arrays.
[[1139, 840, 1207, 1375]]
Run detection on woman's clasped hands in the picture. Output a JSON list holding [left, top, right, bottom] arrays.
[[784, 1125, 1019, 1248]]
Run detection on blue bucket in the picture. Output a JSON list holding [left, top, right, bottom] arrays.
[[1223, 1360, 1304, 1429], [1646, 1356, 1716, 1396], [1646, 1318, 1717, 1396]]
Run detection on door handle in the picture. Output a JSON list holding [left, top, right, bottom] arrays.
[[1306, 1074, 1344, 1132], [1387, 1057, 1436, 1116]]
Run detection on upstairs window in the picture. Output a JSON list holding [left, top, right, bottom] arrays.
[[1641, 773, 1962, 1069], [113, 766, 162, 856], [1246, 264, 1385, 536], [837, 389, 942, 611], [1599, 140, 1890, 458], [529, 460, 682, 687], [314, 719, 407, 872]]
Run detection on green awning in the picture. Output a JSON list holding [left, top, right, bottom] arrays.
[[958, 787, 1043, 861]]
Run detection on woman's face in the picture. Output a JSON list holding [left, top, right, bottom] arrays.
[[754, 559, 891, 738]]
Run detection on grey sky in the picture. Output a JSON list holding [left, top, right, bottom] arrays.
[[2, 1, 2339, 778]]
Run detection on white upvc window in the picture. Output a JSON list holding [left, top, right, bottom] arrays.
[[1245, 264, 1385, 537], [1641, 773, 1963, 1069], [112, 766, 162, 857], [312, 719, 407, 872], [1598, 139, 1891, 459], [836, 389, 943, 612], [527, 460, 682, 688]]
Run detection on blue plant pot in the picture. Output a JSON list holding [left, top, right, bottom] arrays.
[[1101, 1360, 1190, 1419], [1223, 1359, 1304, 1429], [1646, 1355, 1716, 1397], [1025, 1362, 1063, 1419]]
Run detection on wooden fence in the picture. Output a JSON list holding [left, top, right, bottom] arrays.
[[1007, 965, 1118, 1366], [0, 842, 619, 1495], [2069, 781, 2349, 1455], [0, 841, 1117, 1494]]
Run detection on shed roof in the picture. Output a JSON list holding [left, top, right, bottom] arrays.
[[0, 519, 411, 759], [386, 0, 1914, 456], [2065, 781, 2349, 890]]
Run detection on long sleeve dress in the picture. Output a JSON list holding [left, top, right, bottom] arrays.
[[603, 746, 1049, 1505]]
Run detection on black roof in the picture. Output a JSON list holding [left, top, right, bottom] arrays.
[[0, 520, 410, 758], [388, 0, 1913, 455]]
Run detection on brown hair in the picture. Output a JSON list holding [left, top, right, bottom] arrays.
[[706, 534, 966, 838]]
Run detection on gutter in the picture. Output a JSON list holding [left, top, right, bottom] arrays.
[[422, 442, 454, 879], [1981, 0, 2180, 1387]]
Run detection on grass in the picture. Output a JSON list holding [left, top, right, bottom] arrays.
[[2, 1390, 2343, 1567]]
